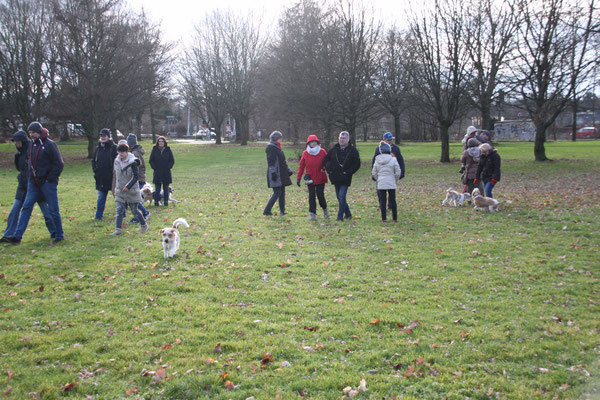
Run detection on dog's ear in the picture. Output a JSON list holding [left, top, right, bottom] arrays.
[[160, 229, 164, 234]]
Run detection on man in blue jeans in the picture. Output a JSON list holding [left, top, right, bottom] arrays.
[[7, 122, 65, 245], [1, 130, 55, 243], [323, 131, 361, 221]]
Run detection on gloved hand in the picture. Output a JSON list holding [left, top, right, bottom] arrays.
[[297, 179, 301, 187], [491, 179, 497, 185], [473, 179, 478, 184]]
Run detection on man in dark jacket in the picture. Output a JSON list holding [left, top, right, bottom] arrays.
[[372, 132, 405, 209], [8, 122, 65, 244], [323, 131, 361, 221], [474, 143, 501, 198], [92, 128, 117, 220], [1, 130, 55, 243]]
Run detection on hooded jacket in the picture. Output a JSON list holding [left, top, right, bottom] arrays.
[[296, 135, 328, 185], [323, 143, 361, 186], [149, 145, 174, 184], [92, 139, 117, 191], [371, 153, 401, 190], [371, 143, 405, 179], [127, 134, 147, 184], [27, 131, 64, 187], [266, 141, 292, 188], [12, 131, 30, 202], [476, 149, 501, 182], [113, 153, 142, 203], [461, 147, 481, 180]]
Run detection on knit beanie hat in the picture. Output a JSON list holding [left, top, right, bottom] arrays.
[[27, 122, 43, 135], [467, 138, 480, 148], [379, 143, 391, 154], [99, 128, 111, 138], [127, 133, 138, 148], [269, 131, 282, 142], [11, 130, 28, 142]]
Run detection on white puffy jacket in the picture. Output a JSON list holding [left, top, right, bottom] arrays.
[[371, 153, 401, 190]]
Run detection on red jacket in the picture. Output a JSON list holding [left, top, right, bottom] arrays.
[[297, 147, 328, 185]]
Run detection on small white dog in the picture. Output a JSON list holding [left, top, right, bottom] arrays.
[[160, 218, 189, 259], [141, 184, 180, 206], [442, 188, 472, 207], [471, 188, 512, 212]]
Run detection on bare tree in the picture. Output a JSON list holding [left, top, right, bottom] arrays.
[[464, 0, 518, 131], [409, 0, 473, 162]]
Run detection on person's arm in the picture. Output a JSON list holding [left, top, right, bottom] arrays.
[[395, 148, 405, 179], [91, 147, 98, 173], [371, 148, 379, 167], [167, 148, 175, 169], [371, 162, 378, 181], [47, 142, 64, 182], [296, 152, 306, 182], [125, 163, 139, 190], [346, 147, 361, 175], [394, 159, 401, 180], [492, 154, 501, 182]]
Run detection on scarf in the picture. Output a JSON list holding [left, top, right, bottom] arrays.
[[307, 145, 320, 156]]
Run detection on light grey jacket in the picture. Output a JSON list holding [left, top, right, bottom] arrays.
[[113, 153, 142, 204], [371, 153, 401, 190]]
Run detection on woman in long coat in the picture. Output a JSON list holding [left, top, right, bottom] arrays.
[[263, 131, 292, 216], [149, 136, 175, 206]]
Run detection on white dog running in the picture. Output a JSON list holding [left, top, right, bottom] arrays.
[[442, 188, 472, 207], [160, 218, 189, 259]]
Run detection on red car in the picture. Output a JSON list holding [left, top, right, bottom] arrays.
[[572, 127, 597, 139]]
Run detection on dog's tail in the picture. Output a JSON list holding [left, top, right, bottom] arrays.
[[172, 218, 189, 229], [446, 188, 453, 192]]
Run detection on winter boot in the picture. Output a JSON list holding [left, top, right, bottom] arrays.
[[309, 212, 317, 221], [323, 208, 330, 219], [140, 224, 149, 233]]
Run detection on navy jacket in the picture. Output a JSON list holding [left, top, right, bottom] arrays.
[[476, 150, 501, 182], [27, 133, 64, 187], [92, 140, 117, 191], [14, 139, 30, 202], [371, 144, 405, 179], [149, 145, 174, 184], [265, 142, 292, 188], [323, 144, 361, 186]]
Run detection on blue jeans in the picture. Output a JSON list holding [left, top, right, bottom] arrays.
[[116, 201, 145, 229], [4, 198, 55, 238], [14, 181, 64, 240], [484, 181, 495, 198], [154, 183, 169, 205], [334, 184, 351, 220], [136, 183, 149, 217], [95, 190, 109, 220]]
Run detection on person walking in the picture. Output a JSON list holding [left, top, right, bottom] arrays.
[[92, 128, 117, 220], [127, 133, 150, 222], [323, 131, 361, 221], [110, 143, 148, 235], [460, 138, 484, 197], [371, 132, 405, 209], [1, 130, 55, 243], [296, 134, 329, 220], [149, 136, 175, 206], [8, 122, 64, 245], [474, 143, 501, 198], [263, 131, 292, 216], [371, 143, 401, 222]]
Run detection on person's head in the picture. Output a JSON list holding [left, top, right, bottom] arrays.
[[269, 131, 283, 142], [27, 121, 44, 139], [466, 126, 478, 137], [99, 128, 111, 142], [467, 138, 480, 148], [117, 143, 129, 159], [479, 143, 492, 155], [306, 134, 320, 148], [382, 132, 394, 144], [379, 142, 391, 154], [127, 133, 138, 148], [338, 131, 350, 147], [479, 130, 490, 140], [11, 130, 28, 149], [156, 136, 167, 147]]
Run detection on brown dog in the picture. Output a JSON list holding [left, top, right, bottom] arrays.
[[471, 188, 511, 212]]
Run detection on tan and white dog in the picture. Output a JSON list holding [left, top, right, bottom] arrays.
[[160, 218, 189, 259], [471, 188, 512, 212], [442, 188, 472, 207], [141, 183, 179, 206]]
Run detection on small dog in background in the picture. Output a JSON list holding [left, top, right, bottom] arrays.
[[160, 218, 189, 259], [471, 188, 512, 212], [442, 188, 472, 207], [141, 184, 180, 206]]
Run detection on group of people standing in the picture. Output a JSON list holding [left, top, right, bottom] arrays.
[[264, 130, 405, 222], [460, 125, 501, 198]]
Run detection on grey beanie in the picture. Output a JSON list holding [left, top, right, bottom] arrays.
[[467, 138, 480, 148], [27, 122, 43, 135], [269, 131, 282, 142], [127, 133, 138, 148]]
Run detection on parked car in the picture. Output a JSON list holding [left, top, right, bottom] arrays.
[[571, 127, 597, 139]]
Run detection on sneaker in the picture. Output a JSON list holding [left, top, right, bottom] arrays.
[[336, 217, 343, 221], [309, 212, 317, 221], [51, 238, 64, 244], [263, 211, 273, 216], [382, 219, 388, 223], [323, 208, 330, 219], [110, 229, 122, 236], [140, 224, 149, 233], [7, 237, 21, 245], [0, 237, 10, 243], [345, 214, 352, 220], [393, 220, 398, 223]]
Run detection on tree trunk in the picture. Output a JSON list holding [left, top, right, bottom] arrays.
[[87, 135, 96, 159], [215, 127, 222, 144], [240, 116, 248, 146], [439, 123, 450, 162], [150, 105, 156, 144], [571, 100, 577, 142], [534, 120, 548, 161], [393, 113, 401, 145], [481, 102, 492, 131]]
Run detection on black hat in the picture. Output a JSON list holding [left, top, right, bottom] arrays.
[[27, 122, 43, 135], [99, 128, 111, 138], [11, 130, 28, 142]]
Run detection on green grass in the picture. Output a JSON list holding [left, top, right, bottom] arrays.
[[0, 140, 599, 399]]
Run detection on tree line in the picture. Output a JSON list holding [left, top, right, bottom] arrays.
[[1, 0, 598, 161]]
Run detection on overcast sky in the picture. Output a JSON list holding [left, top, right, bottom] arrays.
[[126, 0, 423, 50]]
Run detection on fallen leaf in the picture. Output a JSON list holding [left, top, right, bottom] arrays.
[[162, 344, 172, 350], [125, 388, 140, 395], [214, 343, 222, 353], [224, 380, 235, 390], [60, 383, 76, 392], [303, 326, 318, 331], [261, 352, 273, 364], [403, 365, 415, 377], [370, 318, 381, 325]]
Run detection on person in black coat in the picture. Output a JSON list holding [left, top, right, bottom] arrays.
[[149, 136, 175, 206], [474, 143, 501, 198], [263, 131, 292, 216], [1, 130, 55, 243], [323, 131, 361, 221], [9, 122, 64, 244], [92, 128, 117, 220], [371, 132, 405, 209]]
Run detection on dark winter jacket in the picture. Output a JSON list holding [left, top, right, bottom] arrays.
[[476, 150, 501, 182], [266, 141, 292, 188], [13, 133, 30, 202], [127, 134, 147, 184], [27, 132, 64, 187], [371, 144, 405, 179], [149, 145, 174, 185], [323, 144, 361, 186], [92, 139, 117, 192], [461, 147, 481, 180]]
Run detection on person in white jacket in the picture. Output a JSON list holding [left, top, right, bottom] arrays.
[[371, 142, 401, 222]]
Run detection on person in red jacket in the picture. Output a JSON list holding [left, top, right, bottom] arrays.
[[296, 135, 329, 220]]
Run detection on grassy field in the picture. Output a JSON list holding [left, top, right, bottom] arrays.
[[0, 139, 598, 399]]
